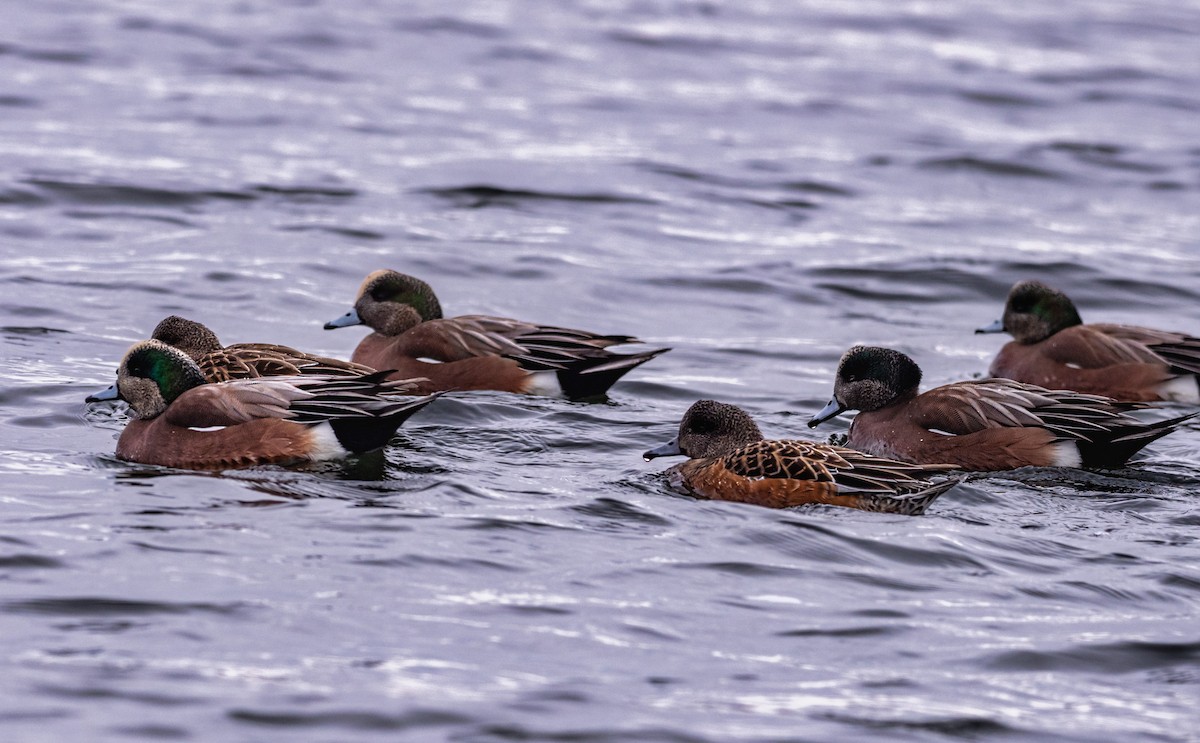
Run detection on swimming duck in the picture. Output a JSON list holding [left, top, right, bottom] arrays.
[[152, 315, 375, 382], [324, 269, 668, 399], [808, 345, 1195, 471], [977, 280, 1200, 402], [86, 340, 438, 469], [644, 400, 962, 515]]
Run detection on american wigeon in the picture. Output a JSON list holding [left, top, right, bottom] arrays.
[[85, 340, 439, 469], [644, 400, 962, 515], [808, 345, 1195, 471], [977, 280, 1200, 402], [323, 269, 669, 399], [152, 315, 375, 382]]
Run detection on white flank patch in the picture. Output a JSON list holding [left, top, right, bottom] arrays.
[[1052, 441, 1083, 468], [526, 371, 563, 396], [308, 423, 350, 461], [187, 426, 227, 432], [1064, 362, 1083, 369], [416, 357, 444, 364], [927, 428, 957, 437], [1157, 376, 1200, 405]]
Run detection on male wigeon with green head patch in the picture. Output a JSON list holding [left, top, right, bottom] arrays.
[[87, 340, 438, 469], [977, 280, 1200, 403], [324, 269, 668, 400]]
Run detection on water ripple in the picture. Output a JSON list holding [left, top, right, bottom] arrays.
[[982, 640, 1200, 674], [2, 597, 254, 618]]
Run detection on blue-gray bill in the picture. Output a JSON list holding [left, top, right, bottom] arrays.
[[807, 398, 845, 428], [643, 438, 681, 461], [85, 383, 120, 403], [324, 308, 362, 330], [975, 319, 1005, 334]]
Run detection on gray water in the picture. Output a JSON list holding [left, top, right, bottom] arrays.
[[2, 1, 1199, 741]]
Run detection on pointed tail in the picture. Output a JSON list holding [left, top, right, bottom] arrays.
[[853, 476, 965, 516], [1079, 412, 1197, 468], [329, 392, 443, 454], [555, 348, 671, 400]]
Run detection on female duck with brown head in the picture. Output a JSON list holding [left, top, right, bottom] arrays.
[[151, 315, 375, 382], [644, 399, 962, 515]]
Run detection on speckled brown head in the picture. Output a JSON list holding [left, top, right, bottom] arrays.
[[644, 399, 765, 460], [150, 315, 223, 361], [89, 340, 207, 419], [983, 280, 1083, 344], [809, 345, 922, 426], [325, 269, 444, 336]]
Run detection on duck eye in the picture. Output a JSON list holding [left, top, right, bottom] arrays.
[[1011, 296, 1035, 313]]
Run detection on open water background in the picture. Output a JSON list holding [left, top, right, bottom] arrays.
[[2, 1, 1199, 741]]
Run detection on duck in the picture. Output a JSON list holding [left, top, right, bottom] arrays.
[[85, 340, 439, 469], [152, 315, 376, 382], [976, 280, 1200, 402], [808, 345, 1195, 471], [644, 400, 962, 515], [323, 269, 668, 399]]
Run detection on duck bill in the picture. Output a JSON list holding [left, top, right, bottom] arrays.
[[643, 438, 682, 461], [324, 308, 363, 330], [974, 319, 1005, 334], [807, 398, 846, 428], [85, 383, 120, 403]]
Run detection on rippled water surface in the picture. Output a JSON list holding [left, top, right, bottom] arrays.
[[2, 1, 1200, 741]]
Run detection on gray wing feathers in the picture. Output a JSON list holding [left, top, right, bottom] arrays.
[[924, 379, 1144, 442]]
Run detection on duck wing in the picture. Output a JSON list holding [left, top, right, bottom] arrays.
[[164, 373, 428, 428], [1041, 324, 1180, 368], [402, 315, 643, 370], [201, 343, 376, 381], [915, 379, 1144, 442], [723, 439, 958, 494]]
